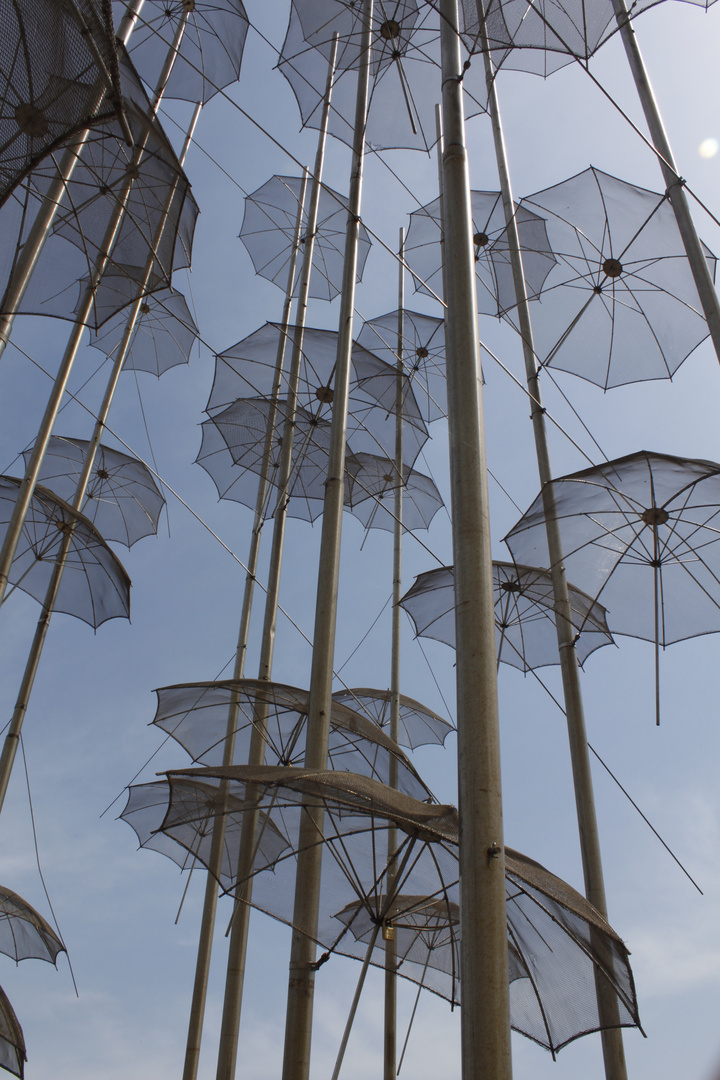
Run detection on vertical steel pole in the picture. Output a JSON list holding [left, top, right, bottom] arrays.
[[612, 0, 720, 360], [439, 3, 512, 1079], [213, 41, 340, 1080], [475, 10, 628, 1075], [281, 5, 372, 1079]]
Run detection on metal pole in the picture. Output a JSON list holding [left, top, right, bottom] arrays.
[[213, 40, 340, 1080], [439, 3, 512, 1079], [0, 11, 188, 612], [384, 229, 404, 1080], [612, 0, 720, 361], [0, 0, 145, 360], [331, 924, 381, 1080], [281, 5, 372, 1078], [476, 10, 627, 1075]]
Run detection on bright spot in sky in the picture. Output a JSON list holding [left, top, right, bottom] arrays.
[[699, 138, 719, 159]]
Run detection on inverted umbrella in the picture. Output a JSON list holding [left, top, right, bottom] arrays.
[[208, 323, 429, 467], [158, 765, 641, 1054], [356, 309, 447, 423], [404, 189, 556, 316], [25, 436, 165, 547], [520, 167, 716, 388], [504, 450, 720, 718], [88, 283, 199, 375], [0, 475, 130, 627], [0, 886, 64, 965], [332, 688, 454, 749], [239, 174, 372, 303], [400, 561, 614, 670], [120, 0, 249, 105], [278, 0, 488, 153]]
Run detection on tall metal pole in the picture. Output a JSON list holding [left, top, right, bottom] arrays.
[[0, 102, 201, 817], [476, 8, 627, 1075], [0, 11, 189, 612], [281, 6, 372, 1079], [214, 40, 340, 1080], [612, 0, 720, 360], [439, 3, 512, 1079], [0, 0, 145, 360]]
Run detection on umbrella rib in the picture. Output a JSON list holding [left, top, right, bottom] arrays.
[[506, 916, 557, 1058]]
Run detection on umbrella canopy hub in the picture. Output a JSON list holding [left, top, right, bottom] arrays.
[[182, 0, 196, 11], [315, 385, 334, 404], [15, 103, 48, 138], [380, 19, 401, 40], [602, 257, 623, 278], [500, 580, 522, 594], [642, 506, 669, 526]]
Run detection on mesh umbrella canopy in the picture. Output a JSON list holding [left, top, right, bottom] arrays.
[[88, 283, 199, 375], [115, 0, 249, 105], [0, 475, 130, 627], [278, 0, 488, 153], [404, 189, 556, 316], [150, 679, 432, 799], [331, 688, 454, 749], [154, 765, 641, 1054], [0, 886, 64, 965], [400, 561, 613, 670], [0, 48, 198, 329], [504, 450, 720, 647], [344, 452, 444, 533], [0, 985, 25, 1080], [0, 0, 124, 207], [239, 174, 372, 303], [356, 309, 447, 423], [208, 323, 429, 467], [519, 167, 716, 388], [24, 436, 165, 547]]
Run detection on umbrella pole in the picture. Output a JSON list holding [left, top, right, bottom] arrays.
[[0, 11, 191, 613], [213, 41, 339, 1080], [0, 103, 202, 817], [612, 0, 720, 361], [439, 4, 512, 1079], [383, 233, 405, 1080], [475, 9, 628, 1078], [281, 7, 372, 1079], [331, 924, 381, 1080], [0, 0, 145, 361]]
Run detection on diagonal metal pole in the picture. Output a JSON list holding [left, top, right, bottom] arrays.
[[0, 101, 201, 818], [439, 3, 512, 1078], [280, 6, 372, 1079], [612, 0, 720, 361], [213, 39, 340, 1080], [0, 7, 190, 613], [476, 7, 628, 1076], [0, 0, 145, 360]]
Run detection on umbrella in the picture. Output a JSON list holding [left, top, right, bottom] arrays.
[[0, 985, 25, 1079], [278, 0, 488, 154], [207, 323, 429, 467], [331, 688, 454, 749], [504, 450, 720, 717], [404, 189, 556, 316], [25, 436, 165, 547], [344, 452, 444, 534], [88, 283, 199, 375], [149, 679, 432, 799], [0, 475, 130, 627], [0, 0, 125, 207], [156, 765, 642, 1054], [400, 561, 614, 671], [519, 167, 716, 388], [356, 309, 447, 423], [1, 48, 198, 329], [239, 174, 372, 303], [121, 0, 249, 105], [0, 886, 64, 965]]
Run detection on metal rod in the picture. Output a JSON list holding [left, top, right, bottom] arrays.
[[439, 4, 512, 1078], [475, 7, 627, 1076], [331, 924, 381, 1080], [612, 0, 720, 361], [281, 7, 372, 1079]]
